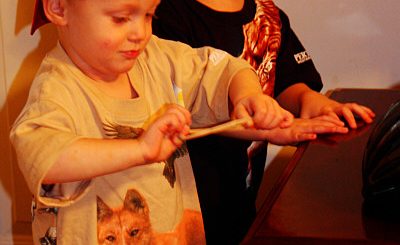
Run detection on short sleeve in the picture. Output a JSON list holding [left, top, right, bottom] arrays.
[[10, 87, 90, 207], [274, 9, 323, 96]]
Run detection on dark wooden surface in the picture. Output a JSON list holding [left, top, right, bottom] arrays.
[[243, 89, 400, 245]]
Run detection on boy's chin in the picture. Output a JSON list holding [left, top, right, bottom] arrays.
[[114, 61, 137, 73]]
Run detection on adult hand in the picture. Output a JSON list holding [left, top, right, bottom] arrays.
[[317, 102, 375, 128], [300, 91, 375, 128]]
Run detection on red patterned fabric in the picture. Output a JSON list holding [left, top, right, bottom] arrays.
[[241, 0, 281, 97]]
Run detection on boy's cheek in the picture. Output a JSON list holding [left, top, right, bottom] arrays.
[[101, 39, 114, 48]]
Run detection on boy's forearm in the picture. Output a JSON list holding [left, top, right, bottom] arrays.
[[228, 68, 263, 105], [43, 138, 146, 184]]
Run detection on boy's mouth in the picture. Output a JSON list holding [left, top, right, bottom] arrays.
[[121, 50, 140, 59]]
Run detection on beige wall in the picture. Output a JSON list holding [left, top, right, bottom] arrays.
[[275, 0, 400, 91], [0, 0, 399, 244]]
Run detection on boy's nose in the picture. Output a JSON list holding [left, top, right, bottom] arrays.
[[128, 18, 147, 42]]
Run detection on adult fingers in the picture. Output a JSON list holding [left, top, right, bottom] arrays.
[[347, 104, 375, 124]]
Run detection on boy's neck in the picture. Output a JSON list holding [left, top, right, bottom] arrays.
[[91, 74, 138, 99]]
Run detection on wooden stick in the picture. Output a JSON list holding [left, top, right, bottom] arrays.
[[185, 117, 252, 140]]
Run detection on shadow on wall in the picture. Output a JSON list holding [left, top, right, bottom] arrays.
[[8, 0, 58, 124], [7, 24, 57, 122], [0, 0, 58, 241]]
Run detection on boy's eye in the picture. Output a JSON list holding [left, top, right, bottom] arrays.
[[112, 16, 129, 24]]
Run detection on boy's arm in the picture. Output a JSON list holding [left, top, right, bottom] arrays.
[[43, 105, 190, 184], [228, 68, 293, 129], [44, 138, 146, 183]]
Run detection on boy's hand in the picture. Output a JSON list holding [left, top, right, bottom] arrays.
[[232, 93, 294, 130], [139, 104, 191, 163]]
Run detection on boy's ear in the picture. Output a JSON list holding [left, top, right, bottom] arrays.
[[42, 0, 68, 26]]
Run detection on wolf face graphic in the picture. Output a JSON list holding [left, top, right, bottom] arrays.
[[97, 189, 205, 245], [97, 189, 153, 244]]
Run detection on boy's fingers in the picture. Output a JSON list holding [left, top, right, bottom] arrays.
[[164, 106, 192, 129], [171, 133, 185, 147], [310, 125, 349, 134], [254, 108, 293, 130], [235, 95, 295, 130], [251, 99, 282, 129], [254, 110, 277, 129], [279, 110, 294, 128], [241, 116, 254, 128], [233, 104, 252, 122]]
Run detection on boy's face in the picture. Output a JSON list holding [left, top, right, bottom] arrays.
[[60, 0, 160, 81]]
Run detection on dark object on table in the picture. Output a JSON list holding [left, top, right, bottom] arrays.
[[362, 99, 400, 215]]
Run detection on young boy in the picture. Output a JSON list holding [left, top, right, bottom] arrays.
[[10, 0, 294, 244]]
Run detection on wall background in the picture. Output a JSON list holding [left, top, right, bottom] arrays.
[[275, 0, 400, 91], [266, 0, 400, 176], [0, 1, 399, 243]]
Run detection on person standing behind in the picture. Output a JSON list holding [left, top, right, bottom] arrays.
[[152, 0, 375, 244]]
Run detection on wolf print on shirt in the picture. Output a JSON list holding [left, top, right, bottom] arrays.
[[97, 189, 205, 245], [97, 189, 153, 244]]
